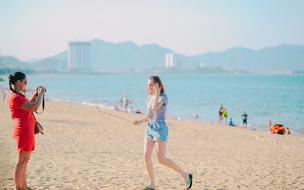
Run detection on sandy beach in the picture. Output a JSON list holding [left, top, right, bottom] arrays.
[[1, 100, 304, 190]]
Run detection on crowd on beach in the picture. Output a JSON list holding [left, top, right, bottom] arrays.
[[217, 104, 248, 127], [217, 104, 291, 135]]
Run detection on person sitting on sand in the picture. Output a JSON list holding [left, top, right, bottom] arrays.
[[229, 118, 236, 126], [133, 75, 193, 190]]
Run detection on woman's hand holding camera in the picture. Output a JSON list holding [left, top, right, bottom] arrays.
[[36, 86, 47, 95]]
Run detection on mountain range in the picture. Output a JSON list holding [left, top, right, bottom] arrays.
[[0, 39, 303, 74]]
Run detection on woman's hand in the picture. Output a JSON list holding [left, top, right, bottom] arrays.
[[37, 86, 46, 94], [154, 83, 161, 96], [34, 86, 40, 93]]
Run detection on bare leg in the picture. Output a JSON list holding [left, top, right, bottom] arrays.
[[20, 153, 31, 188], [144, 138, 156, 188], [156, 141, 188, 180], [14, 161, 22, 189], [14, 151, 31, 190]]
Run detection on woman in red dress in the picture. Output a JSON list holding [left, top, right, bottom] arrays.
[[8, 72, 46, 190]]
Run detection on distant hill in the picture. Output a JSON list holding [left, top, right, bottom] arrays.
[[30, 51, 68, 71], [89, 39, 173, 72], [0, 56, 32, 69], [193, 44, 304, 73], [1, 40, 303, 74], [28, 39, 190, 73]]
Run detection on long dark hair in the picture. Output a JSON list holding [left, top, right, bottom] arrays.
[[9, 72, 26, 96], [149, 75, 165, 93]]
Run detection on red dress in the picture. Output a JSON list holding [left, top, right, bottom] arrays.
[[9, 92, 35, 152]]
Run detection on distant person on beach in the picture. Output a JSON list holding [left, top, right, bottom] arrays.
[[8, 72, 46, 190], [115, 96, 132, 112], [133, 75, 192, 190], [122, 95, 132, 112], [222, 108, 228, 124], [194, 113, 199, 119], [218, 104, 224, 121], [229, 118, 236, 126], [242, 111, 248, 127], [219, 104, 228, 124], [268, 120, 272, 128], [115, 98, 123, 110]]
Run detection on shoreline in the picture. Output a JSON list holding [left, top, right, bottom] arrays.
[[48, 98, 303, 136], [1, 74, 303, 134]]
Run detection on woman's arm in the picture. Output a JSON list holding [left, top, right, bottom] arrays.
[[29, 92, 38, 102], [29, 86, 41, 102], [21, 87, 46, 112]]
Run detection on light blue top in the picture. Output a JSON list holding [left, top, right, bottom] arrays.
[[146, 93, 168, 122]]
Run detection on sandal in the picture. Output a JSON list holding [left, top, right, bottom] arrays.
[[143, 186, 155, 190], [185, 173, 193, 189]]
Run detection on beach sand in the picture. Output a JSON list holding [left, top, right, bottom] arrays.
[[1, 100, 304, 190]]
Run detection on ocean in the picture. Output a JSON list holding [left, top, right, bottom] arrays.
[[2, 73, 304, 132]]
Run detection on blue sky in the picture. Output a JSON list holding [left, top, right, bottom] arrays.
[[0, 0, 303, 60]]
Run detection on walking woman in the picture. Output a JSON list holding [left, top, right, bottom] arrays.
[[8, 72, 46, 190], [134, 76, 192, 190]]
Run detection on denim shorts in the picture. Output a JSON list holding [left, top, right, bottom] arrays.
[[145, 121, 168, 142]]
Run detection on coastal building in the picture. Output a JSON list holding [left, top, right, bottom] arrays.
[[68, 41, 91, 71], [165, 53, 175, 68]]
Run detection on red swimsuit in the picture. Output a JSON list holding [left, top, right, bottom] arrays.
[[9, 92, 35, 152]]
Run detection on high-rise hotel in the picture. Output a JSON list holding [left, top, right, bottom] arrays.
[[68, 41, 91, 71]]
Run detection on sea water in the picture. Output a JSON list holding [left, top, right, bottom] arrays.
[[6, 73, 303, 132]]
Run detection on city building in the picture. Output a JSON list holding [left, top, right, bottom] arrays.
[[165, 53, 175, 68], [68, 41, 91, 71]]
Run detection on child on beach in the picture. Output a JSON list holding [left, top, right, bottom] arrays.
[[133, 75, 193, 190], [229, 118, 236, 126]]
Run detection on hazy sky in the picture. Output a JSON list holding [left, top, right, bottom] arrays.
[[0, 0, 303, 60]]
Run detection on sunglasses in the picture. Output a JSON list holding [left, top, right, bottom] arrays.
[[23, 80, 27, 85]]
